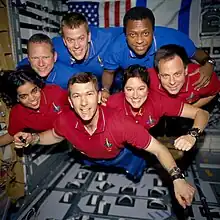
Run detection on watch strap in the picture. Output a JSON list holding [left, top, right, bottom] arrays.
[[171, 172, 185, 181]]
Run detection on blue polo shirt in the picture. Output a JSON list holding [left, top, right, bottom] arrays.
[[52, 26, 123, 85], [104, 26, 196, 70], [17, 59, 80, 90]]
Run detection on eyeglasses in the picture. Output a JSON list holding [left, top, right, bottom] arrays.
[[17, 86, 40, 100]]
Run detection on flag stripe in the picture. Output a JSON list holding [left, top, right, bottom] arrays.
[[126, 0, 131, 12], [115, 1, 120, 26], [104, 1, 110, 27], [178, 0, 192, 35]]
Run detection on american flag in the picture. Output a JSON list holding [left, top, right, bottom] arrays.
[[66, 0, 146, 27]]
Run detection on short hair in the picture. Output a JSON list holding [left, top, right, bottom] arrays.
[[0, 65, 45, 107], [27, 33, 54, 54], [61, 12, 89, 35], [123, 64, 150, 88], [123, 7, 155, 30], [68, 72, 98, 95], [154, 44, 190, 72]]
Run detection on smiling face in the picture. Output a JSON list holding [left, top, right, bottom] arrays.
[[124, 77, 148, 109], [62, 24, 91, 61], [17, 81, 41, 110], [68, 81, 100, 122], [158, 55, 187, 95], [28, 42, 56, 78], [126, 18, 153, 56]]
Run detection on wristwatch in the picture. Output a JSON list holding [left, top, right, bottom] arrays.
[[171, 172, 185, 181], [169, 167, 185, 181], [169, 167, 182, 176], [187, 128, 202, 139], [204, 57, 216, 66], [101, 87, 110, 93]]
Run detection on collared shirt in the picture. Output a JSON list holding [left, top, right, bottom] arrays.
[[149, 64, 220, 103], [107, 92, 184, 130], [52, 26, 123, 83], [53, 106, 151, 159], [103, 26, 196, 70], [8, 85, 68, 136], [46, 62, 80, 90], [17, 60, 80, 90]]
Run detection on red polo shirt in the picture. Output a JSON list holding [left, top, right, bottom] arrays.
[[107, 92, 184, 130], [53, 106, 151, 159], [8, 85, 68, 136], [148, 63, 220, 104]]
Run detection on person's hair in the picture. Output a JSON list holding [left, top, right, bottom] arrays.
[[154, 44, 190, 72], [123, 7, 155, 31], [0, 65, 45, 107], [27, 33, 54, 54], [123, 64, 150, 88], [68, 72, 98, 95], [61, 12, 89, 35]]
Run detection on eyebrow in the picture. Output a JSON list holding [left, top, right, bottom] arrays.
[[18, 86, 37, 96], [72, 90, 95, 94]]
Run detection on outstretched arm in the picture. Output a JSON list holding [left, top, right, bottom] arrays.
[[144, 137, 195, 209], [14, 129, 64, 148]]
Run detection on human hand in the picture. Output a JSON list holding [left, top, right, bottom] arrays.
[[174, 135, 196, 151], [173, 178, 195, 209], [192, 64, 213, 90], [99, 90, 110, 106], [14, 132, 33, 148]]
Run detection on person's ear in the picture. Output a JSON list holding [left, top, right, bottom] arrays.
[[158, 73, 161, 80]]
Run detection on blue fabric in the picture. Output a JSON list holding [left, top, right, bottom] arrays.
[[83, 147, 146, 181], [17, 59, 80, 90], [136, 0, 147, 7], [103, 26, 196, 71], [178, 0, 192, 36], [45, 62, 80, 90], [52, 26, 123, 89]]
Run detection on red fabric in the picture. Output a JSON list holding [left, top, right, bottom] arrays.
[[8, 85, 68, 136], [114, 1, 120, 27], [107, 92, 184, 130], [53, 106, 151, 159], [104, 2, 110, 27], [149, 64, 220, 104]]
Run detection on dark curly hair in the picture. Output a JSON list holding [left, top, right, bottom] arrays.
[[0, 65, 45, 107]]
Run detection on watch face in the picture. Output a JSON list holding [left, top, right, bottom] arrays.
[[191, 130, 198, 137], [188, 128, 201, 137]]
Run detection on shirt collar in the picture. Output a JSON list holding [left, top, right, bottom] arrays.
[[123, 94, 145, 117], [74, 106, 106, 134], [45, 66, 56, 83]]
